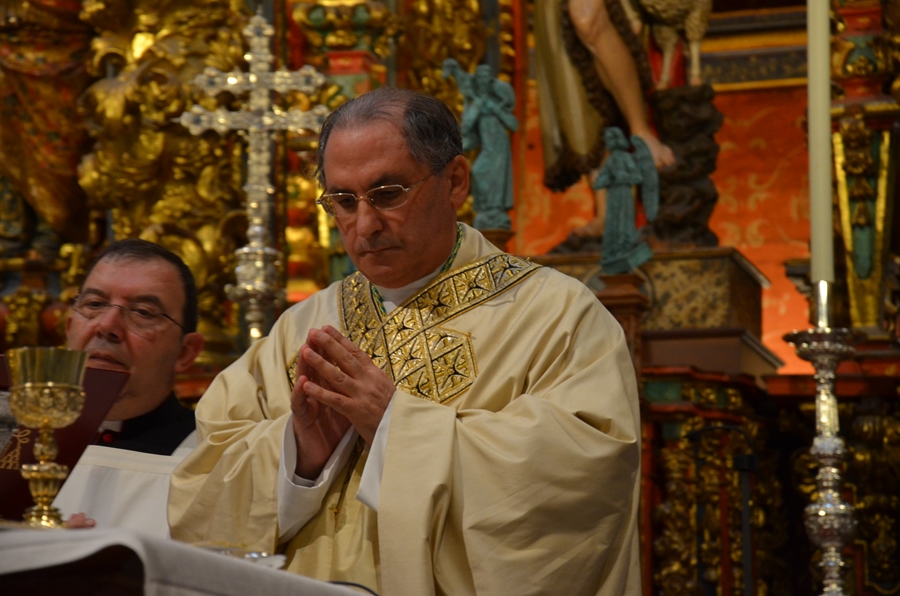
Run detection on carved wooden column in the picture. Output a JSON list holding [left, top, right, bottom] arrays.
[[831, 0, 900, 337], [596, 273, 650, 377], [642, 370, 789, 596]]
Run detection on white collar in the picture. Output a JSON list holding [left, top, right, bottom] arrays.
[[374, 261, 445, 313]]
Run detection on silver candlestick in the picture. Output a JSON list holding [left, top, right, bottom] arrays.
[[784, 280, 861, 596]]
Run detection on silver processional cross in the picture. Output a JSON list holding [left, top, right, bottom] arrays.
[[180, 11, 330, 343]]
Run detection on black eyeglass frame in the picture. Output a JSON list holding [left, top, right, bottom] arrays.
[[71, 295, 187, 335]]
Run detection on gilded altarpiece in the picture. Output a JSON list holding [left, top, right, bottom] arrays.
[[396, 0, 488, 112], [285, 0, 526, 292], [642, 369, 791, 596], [0, 0, 99, 353], [0, 0, 94, 253], [830, 0, 900, 339], [288, 0, 396, 292], [76, 0, 252, 370]]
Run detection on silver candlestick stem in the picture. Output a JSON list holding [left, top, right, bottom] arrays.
[[784, 280, 861, 596]]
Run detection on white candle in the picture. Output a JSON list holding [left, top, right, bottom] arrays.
[[808, 0, 834, 284], [815, 280, 830, 329]]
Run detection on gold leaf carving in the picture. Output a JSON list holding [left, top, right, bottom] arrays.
[[78, 0, 252, 366]]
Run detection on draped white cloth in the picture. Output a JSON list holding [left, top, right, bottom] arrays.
[[0, 527, 361, 596], [54, 432, 197, 538]]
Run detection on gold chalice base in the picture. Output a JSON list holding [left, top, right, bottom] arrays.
[[8, 382, 86, 529], [6, 347, 88, 528]]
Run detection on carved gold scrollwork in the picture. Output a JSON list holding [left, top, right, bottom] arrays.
[[681, 382, 751, 414], [78, 0, 251, 366], [840, 111, 876, 180], [682, 383, 718, 408], [285, 172, 329, 291], [882, 0, 900, 101], [725, 387, 745, 410], [397, 0, 487, 116], [793, 442, 828, 505], [846, 54, 878, 77], [754, 446, 791, 596], [647, 376, 792, 596], [849, 178, 876, 204], [497, 0, 516, 82], [833, 102, 891, 320], [2, 287, 48, 347], [847, 397, 900, 592], [832, 36, 856, 79], [693, 421, 755, 595], [653, 434, 698, 596], [294, 0, 401, 59], [58, 244, 90, 292]]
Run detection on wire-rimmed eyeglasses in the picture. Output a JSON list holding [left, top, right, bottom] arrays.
[[71, 295, 186, 338], [316, 173, 434, 219]]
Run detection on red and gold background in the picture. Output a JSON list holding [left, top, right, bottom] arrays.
[[513, 82, 813, 373]]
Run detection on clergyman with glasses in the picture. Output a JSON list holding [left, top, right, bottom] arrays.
[[55, 239, 204, 535], [170, 87, 641, 596]]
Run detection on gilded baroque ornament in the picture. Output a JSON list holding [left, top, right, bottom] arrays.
[[653, 436, 698, 596], [496, 0, 516, 81], [398, 0, 488, 116], [647, 379, 788, 596], [293, 0, 401, 59], [831, 4, 891, 80], [693, 422, 756, 595], [887, 0, 900, 101], [847, 397, 900, 592], [833, 107, 892, 329], [181, 11, 332, 343], [2, 287, 48, 348], [78, 0, 251, 365], [0, 0, 94, 252]]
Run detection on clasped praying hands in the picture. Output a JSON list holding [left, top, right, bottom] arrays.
[[291, 325, 396, 479]]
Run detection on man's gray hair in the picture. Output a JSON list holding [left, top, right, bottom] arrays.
[[316, 87, 462, 187]]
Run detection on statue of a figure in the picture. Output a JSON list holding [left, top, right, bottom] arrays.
[[594, 127, 658, 274], [443, 59, 518, 230], [0, 0, 95, 257], [534, 0, 674, 239]]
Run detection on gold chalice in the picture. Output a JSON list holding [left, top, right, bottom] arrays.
[[7, 347, 88, 528]]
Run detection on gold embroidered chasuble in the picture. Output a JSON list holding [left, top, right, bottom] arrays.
[[170, 225, 642, 596]]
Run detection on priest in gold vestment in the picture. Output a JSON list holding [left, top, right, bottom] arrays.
[[169, 88, 641, 596]]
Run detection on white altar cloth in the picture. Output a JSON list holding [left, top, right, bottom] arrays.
[[0, 527, 366, 595]]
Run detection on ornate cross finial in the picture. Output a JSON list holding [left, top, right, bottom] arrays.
[[180, 11, 331, 343]]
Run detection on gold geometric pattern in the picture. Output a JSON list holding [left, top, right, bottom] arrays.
[[285, 253, 539, 405], [340, 253, 540, 403]]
